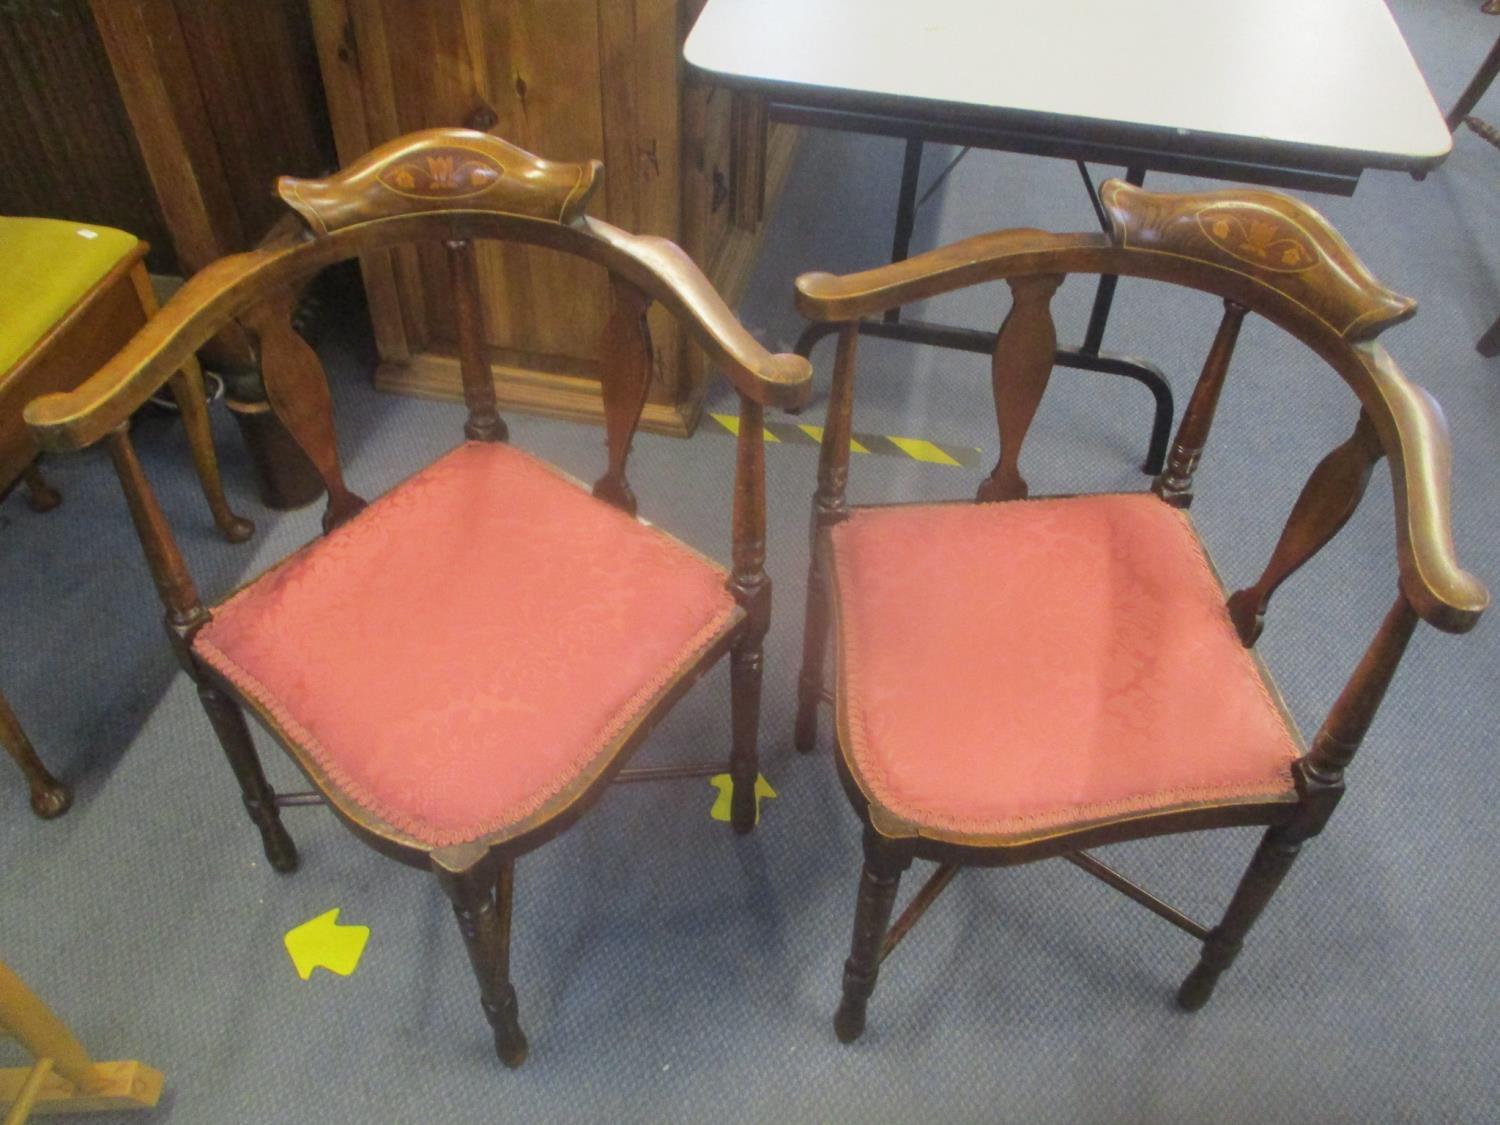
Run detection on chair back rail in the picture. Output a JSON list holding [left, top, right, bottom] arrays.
[[23, 129, 812, 634], [794, 184, 1484, 636]]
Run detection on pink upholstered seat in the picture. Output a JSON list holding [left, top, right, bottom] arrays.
[[193, 441, 739, 849], [828, 494, 1301, 843]]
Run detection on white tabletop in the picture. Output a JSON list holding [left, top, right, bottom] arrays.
[[684, 0, 1451, 167]]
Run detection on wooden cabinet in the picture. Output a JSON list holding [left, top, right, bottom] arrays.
[[309, 0, 796, 436]]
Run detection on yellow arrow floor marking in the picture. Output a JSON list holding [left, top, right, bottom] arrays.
[[886, 435, 962, 466], [708, 773, 778, 825], [797, 423, 870, 454], [284, 908, 370, 981]]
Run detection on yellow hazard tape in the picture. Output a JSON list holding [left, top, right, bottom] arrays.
[[708, 413, 979, 468], [712, 413, 780, 441], [796, 423, 871, 454], [886, 436, 962, 466]]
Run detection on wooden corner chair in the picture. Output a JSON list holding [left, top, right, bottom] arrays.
[[23, 128, 811, 1067], [790, 181, 1489, 1043]]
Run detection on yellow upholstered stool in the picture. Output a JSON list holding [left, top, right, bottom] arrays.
[[1, 217, 252, 818]]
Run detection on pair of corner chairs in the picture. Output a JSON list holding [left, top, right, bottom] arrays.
[[22, 128, 1486, 1067]]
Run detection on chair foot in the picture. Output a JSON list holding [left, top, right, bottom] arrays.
[[497, 1032, 529, 1068], [489, 985, 529, 1068], [1176, 822, 1305, 1012], [2, 690, 72, 819], [219, 515, 256, 544], [1175, 961, 1222, 1012], [1478, 312, 1500, 359], [198, 685, 299, 872], [730, 804, 756, 835], [257, 812, 300, 873], [20, 464, 61, 512], [29, 776, 73, 819], [833, 997, 868, 1044], [166, 365, 254, 543]]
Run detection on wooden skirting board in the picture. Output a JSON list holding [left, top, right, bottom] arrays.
[[375, 125, 801, 439]]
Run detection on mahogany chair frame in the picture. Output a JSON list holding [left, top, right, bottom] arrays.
[[790, 180, 1488, 1042], [24, 128, 811, 1067]]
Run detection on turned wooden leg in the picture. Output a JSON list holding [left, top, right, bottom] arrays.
[[794, 554, 830, 754], [834, 831, 911, 1043], [195, 684, 297, 872], [437, 862, 528, 1068], [19, 463, 61, 513], [1177, 823, 1306, 1011], [167, 365, 254, 543], [728, 635, 764, 834], [0, 688, 71, 818]]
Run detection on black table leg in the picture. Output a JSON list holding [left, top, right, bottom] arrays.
[[793, 156, 1173, 475], [1081, 165, 1146, 353], [794, 317, 1172, 473], [884, 137, 925, 325]]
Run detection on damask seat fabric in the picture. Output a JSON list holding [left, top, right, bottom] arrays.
[[828, 493, 1301, 842], [193, 441, 739, 849]]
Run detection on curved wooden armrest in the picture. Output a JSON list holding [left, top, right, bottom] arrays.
[[25, 214, 811, 450], [798, 182, 1419, 346], [1357, 344, 1489, 633], [795, 230, 1104, 322], [25, 247, 296, 452], [277, 127, 809, 408], [588, 219, 811, 408]]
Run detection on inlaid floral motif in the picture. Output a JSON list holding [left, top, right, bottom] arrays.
[[378, 148, 502, 199], [1197, 207, 1320, 273]]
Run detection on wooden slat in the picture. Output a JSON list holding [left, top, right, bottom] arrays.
[[977, 274, 1064, 502], [1226, 410, 1384, 644]]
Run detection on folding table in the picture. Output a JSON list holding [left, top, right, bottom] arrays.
[[686, 0, 1453, 469]]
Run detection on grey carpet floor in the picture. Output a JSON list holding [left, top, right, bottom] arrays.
[[3, 1, 1499, 1120]]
